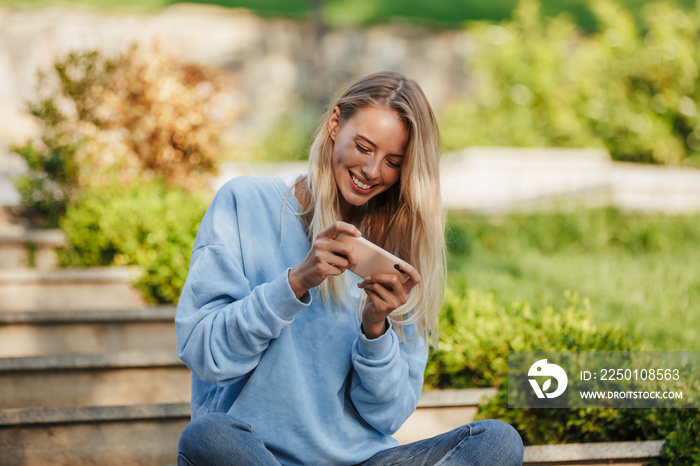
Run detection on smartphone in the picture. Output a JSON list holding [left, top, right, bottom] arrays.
[[335, 234, 409, 280]]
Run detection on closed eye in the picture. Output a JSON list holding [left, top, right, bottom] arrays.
[[355, 142, 371, 153]]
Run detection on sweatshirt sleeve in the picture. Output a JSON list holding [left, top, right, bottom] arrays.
[[349, 321, 428, 435], [175, 181, 311, 387]]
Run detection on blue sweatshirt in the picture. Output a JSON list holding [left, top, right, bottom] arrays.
[[176, 176, 427, 465]]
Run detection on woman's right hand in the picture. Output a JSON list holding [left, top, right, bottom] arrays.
[[288, 221, 362, 299]]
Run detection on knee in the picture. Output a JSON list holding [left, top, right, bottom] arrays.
[[477, 419, 524, 465], [179, 413, 251, 465]]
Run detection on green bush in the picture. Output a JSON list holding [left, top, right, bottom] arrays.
[[58, 180, 208, 303], [425, 283, 636, 390], [441, 0, 700, 167], [653, 408, 700, 465], [424, 280, 646, 445], [427, 280, 699, 461]]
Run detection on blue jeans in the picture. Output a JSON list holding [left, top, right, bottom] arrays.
[[177, 413, 524, 466]]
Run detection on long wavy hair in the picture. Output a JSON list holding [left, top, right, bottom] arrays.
[[296, 71, 445, 346]]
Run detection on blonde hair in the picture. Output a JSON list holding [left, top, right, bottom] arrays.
[[299, 71, 445, 347]]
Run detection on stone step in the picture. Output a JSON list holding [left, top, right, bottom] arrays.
[[0, 206, 24, 235], [0, 394, 666, 465], [0, 403, 189, 466], [523, 439, 665, 466], [394, 388, 496, 444], [0, 267, 147, 312], [0, 350, 190, 409], [0, 307, 176, 357], [0, 229, 65, 270]]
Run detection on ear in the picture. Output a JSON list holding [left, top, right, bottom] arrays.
[[328, 106, 341, 142]]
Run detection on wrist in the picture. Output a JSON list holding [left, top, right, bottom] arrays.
[[361, 319, 389, 340], [288, 267, 310, 300]]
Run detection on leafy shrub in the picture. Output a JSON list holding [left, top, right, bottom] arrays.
[[479, 365, 699, 463], [424, 280, 644, 445], [13, 45, 239, 225], [427, 271, 700, 460], [653, 408, 700, 465], [426, 280, 699, 461], [441, 0, 700, 167], [424, 284, 636, 390], [58, 180, 208, 303]]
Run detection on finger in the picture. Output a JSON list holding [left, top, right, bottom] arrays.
[[362, 287, 397, 316], [319, 250, 349, 274], [332, 241, 359, 268], [325, 221, 361, 240], [359, 280, 403, 308], [363, 273, 407, 298], [394, 262, 421, 287], [315, 238, 358, 270]]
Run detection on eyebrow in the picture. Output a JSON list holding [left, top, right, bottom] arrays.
[[356, 135, 405, 158]]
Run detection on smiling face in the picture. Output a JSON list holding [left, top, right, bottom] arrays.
[[328, 105, 409, 220]]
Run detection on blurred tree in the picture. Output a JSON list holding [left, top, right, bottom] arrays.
[[441, 0, 700, 167]]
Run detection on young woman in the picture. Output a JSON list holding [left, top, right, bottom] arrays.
[[175, 71, 523, 465]]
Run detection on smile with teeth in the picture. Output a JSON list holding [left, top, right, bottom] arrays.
[[351, 173, 373, 190]]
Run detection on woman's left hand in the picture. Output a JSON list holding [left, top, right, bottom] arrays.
[[358, 263, 421, 339]]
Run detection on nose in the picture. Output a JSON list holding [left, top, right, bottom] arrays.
[[361, 156, 382, 181]]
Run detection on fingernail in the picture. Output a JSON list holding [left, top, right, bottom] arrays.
[[364, 276, 371, 282]]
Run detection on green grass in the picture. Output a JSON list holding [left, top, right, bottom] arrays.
[[446, 208, 700, 351]]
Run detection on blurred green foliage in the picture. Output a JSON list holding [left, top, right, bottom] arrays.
[[446, 207, 700, 257], [441, 0, 700, 166], [653, 408, 700, 464], [257, 105, 318, 161], [11, 51, 109, 226], [424, 281, 647, 445], [446, 208, 700, 351], [12, 47, 235, 227], [481, 386, 699, 459], [424, 286, 636, 389], [4, 0, 697, 33], [426, 271, 699, 460], [58, 180, 208, 303]]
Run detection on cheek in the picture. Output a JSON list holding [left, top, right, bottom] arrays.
[[331, 147, 347, 178], [384, 167, 402, 187], [332, 141, 354, 168]]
